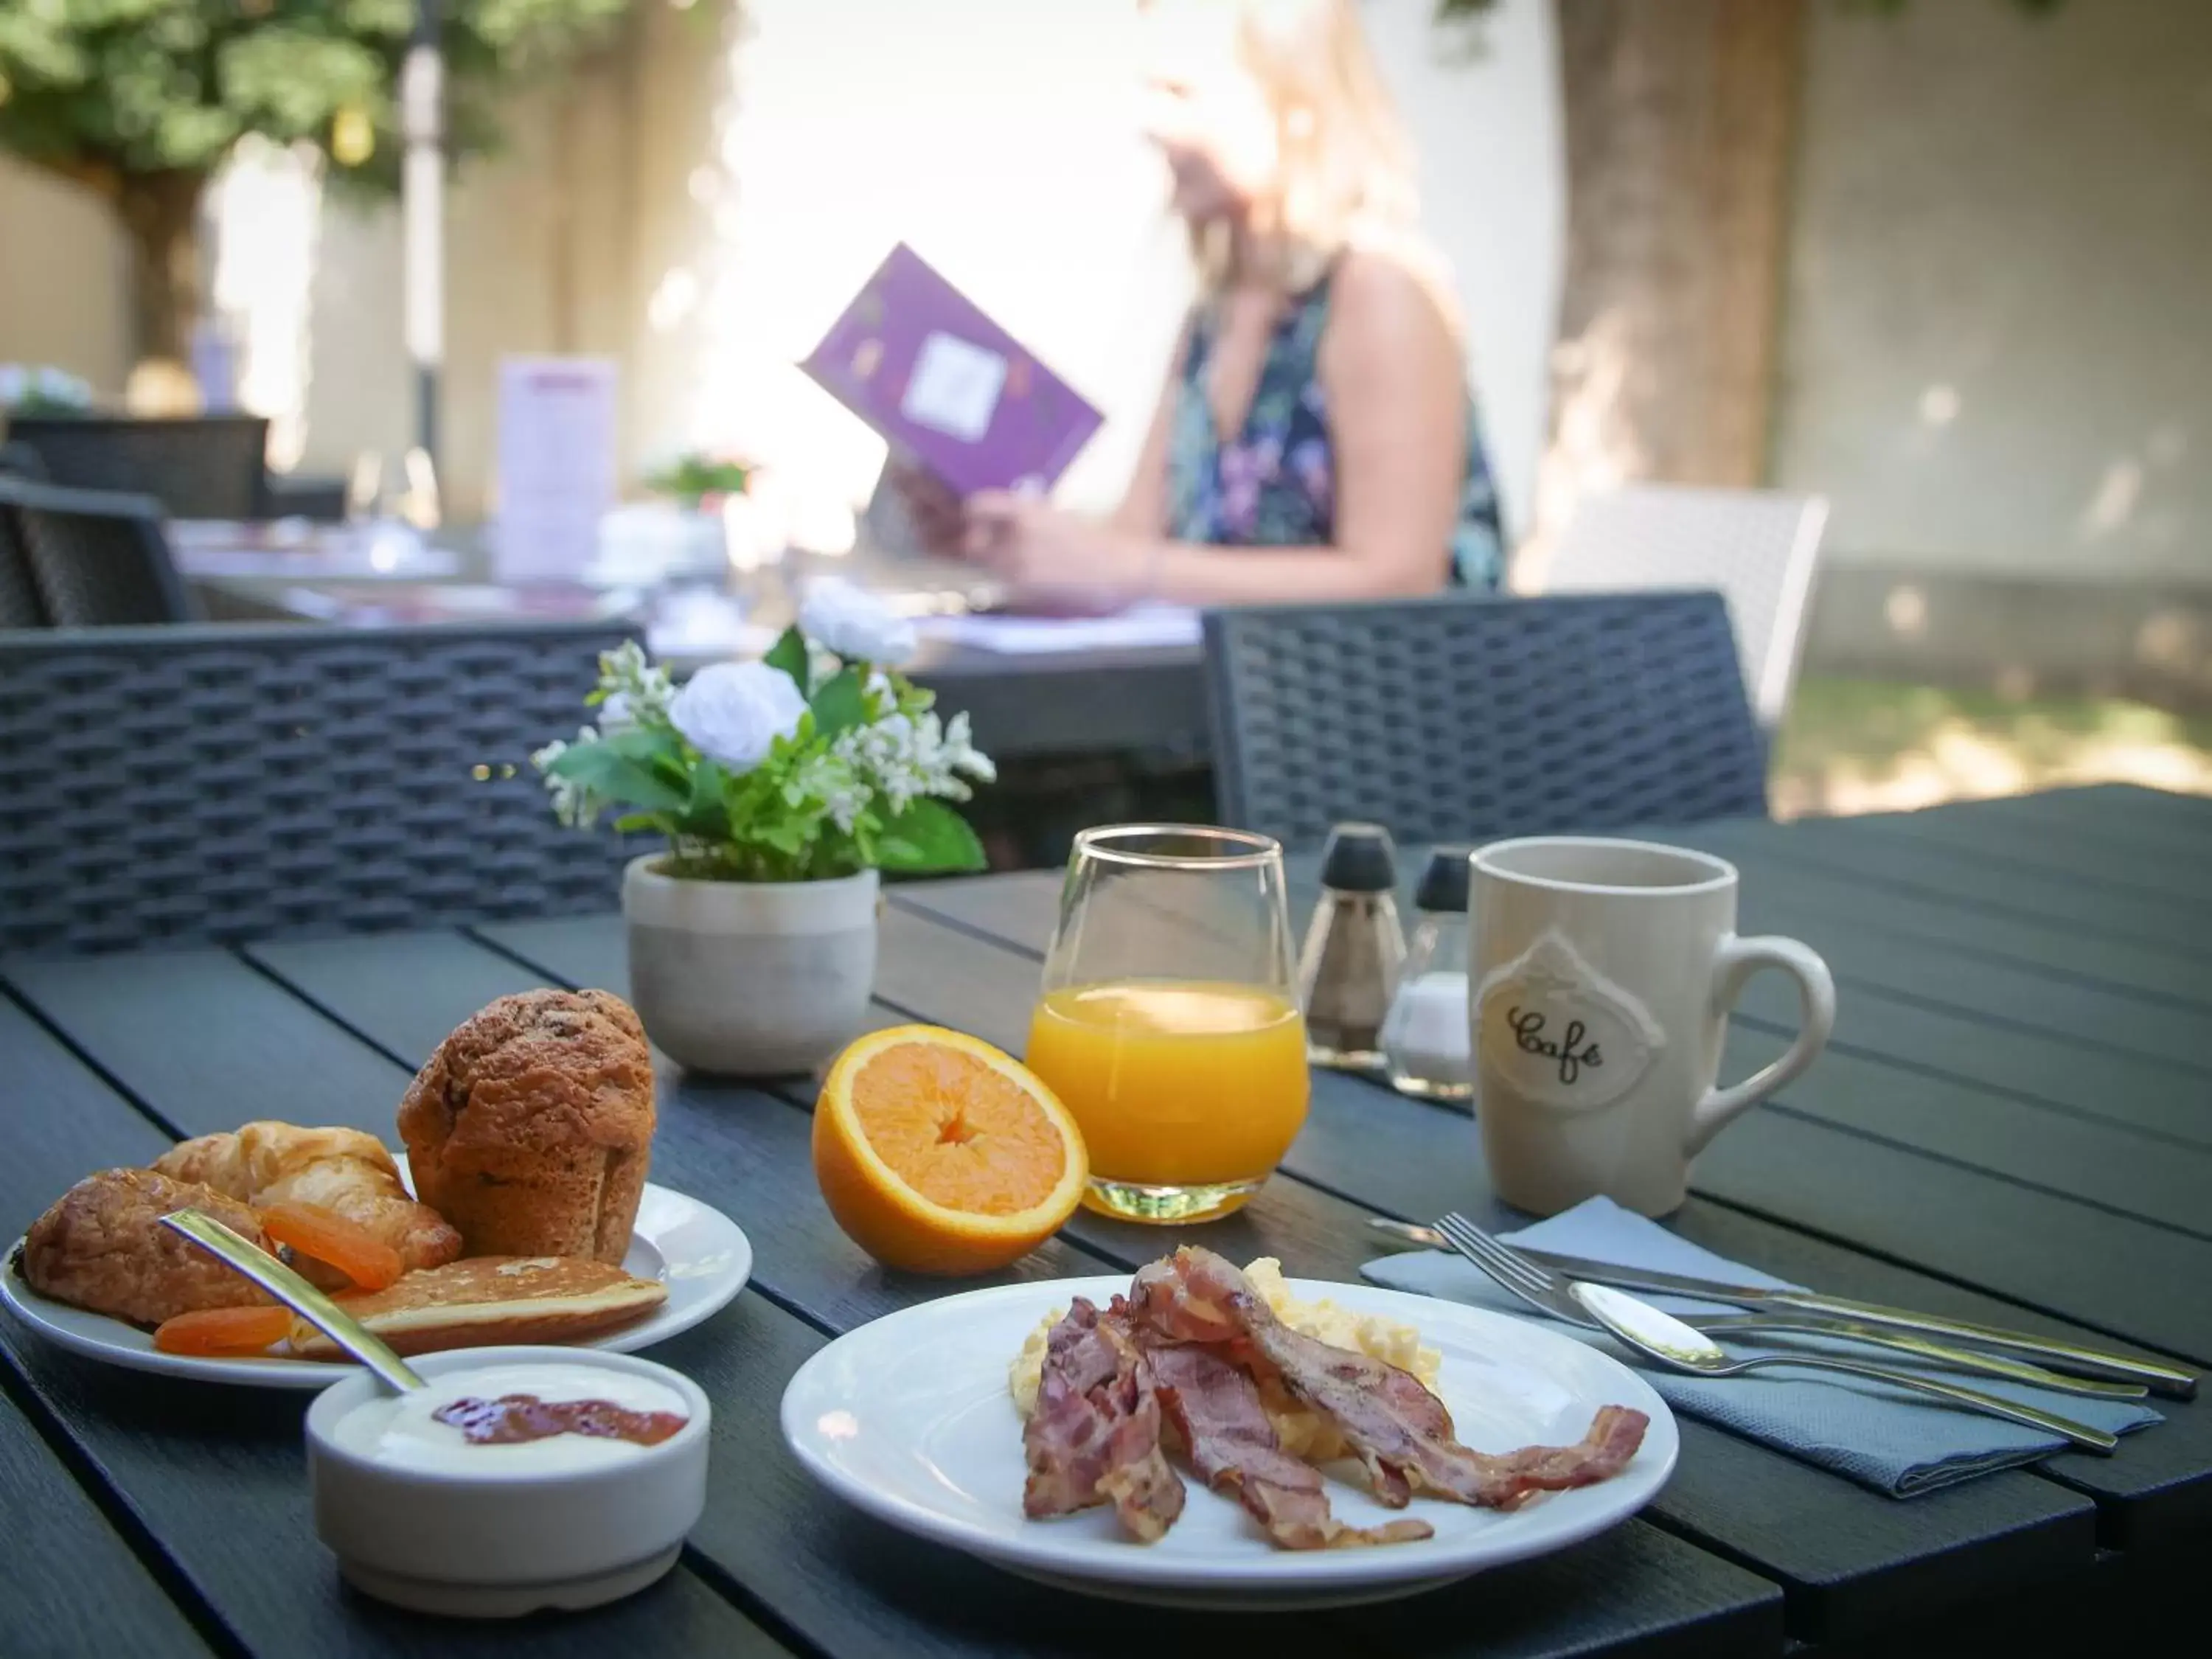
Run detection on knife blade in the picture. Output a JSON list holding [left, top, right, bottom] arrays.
[[1366, 1218, 2197, 1398]]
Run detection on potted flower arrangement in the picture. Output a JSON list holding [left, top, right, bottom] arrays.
[[0, 364, 95, 418], [533, 579, 993, 1074]]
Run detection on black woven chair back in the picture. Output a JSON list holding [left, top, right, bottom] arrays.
[[0, 478, 197, 626], [1203, 590, 1769, 849], [0, 440, 50, 481], [0, 622, 641, 953], [0, 495, 44, 629], [5, 415, 268, 521]]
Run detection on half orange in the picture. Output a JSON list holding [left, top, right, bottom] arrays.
[[814, 1025, 1088, 1275]]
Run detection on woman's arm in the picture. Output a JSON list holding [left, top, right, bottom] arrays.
[[1107, 322, 1189, 539], [967, 250, 1467, 607]]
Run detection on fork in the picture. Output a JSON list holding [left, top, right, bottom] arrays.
[[1433, 1213, 2118, 1455]]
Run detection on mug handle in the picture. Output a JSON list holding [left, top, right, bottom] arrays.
[[1685, 935, 1836, 1155]]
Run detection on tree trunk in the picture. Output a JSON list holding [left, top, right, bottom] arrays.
[[1526, 0, 1802, 563], [115, 170, 209, 364]]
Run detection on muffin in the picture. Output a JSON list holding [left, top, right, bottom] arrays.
[[397, 990, 655, 1263]]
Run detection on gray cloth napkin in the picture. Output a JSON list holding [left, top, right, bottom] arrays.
[[1362, 1196, 2161, 1498]]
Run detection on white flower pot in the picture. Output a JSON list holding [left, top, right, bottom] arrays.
[[622, 857, 880, 1076]]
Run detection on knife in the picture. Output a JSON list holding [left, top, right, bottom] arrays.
[[1368, 1218, 2197, 1398]]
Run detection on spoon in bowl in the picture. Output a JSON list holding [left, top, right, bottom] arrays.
[[160, 1209, 423, 1392]]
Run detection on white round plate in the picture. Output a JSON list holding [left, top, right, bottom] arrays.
[[2, 1180, 751, 1390], [781, 1276, 1677, 1610]]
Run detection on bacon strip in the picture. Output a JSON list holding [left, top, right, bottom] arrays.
[[1143, 1338, 1432, 1550], [1135, 1248, 1649, 1510], [1021, 1298, 1185, 1541]]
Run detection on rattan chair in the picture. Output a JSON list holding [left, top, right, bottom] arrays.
[[1203, 591, 1768, 850], [0, 440, 49, 481], [0, 493, 46, 629], [0, 622, 641, 953], [4, 415, 269, 521], [0, 477, 198, 626]]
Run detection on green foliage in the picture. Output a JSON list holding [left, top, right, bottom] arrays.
[[0, 0, 631, 190], [535, 637, 996, 886], [643, 453, 753, 507]]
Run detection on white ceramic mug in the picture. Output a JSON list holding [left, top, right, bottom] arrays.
[[1469, 837, 1835, 1217]]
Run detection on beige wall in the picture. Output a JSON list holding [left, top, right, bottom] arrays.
[[0, 156, 130, 393], [1771, 0, 2212, 581]]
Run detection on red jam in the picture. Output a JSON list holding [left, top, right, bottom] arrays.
[[432, 1393, 688, 1447]]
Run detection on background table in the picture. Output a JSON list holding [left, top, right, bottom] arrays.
[[184, 524, 1209, 764], [2, 785, 2205, 1658]]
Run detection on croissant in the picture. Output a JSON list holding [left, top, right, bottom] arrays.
[[153, 1121, 462, 1286]]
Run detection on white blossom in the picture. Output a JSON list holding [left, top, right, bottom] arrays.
[[530, 728, 603, 829], [800, 576, 917, 666], [834, 706, 996, 811], [595, 640, 675, 726], [669, 661, 806, 773], [0, 366, 24, 406], [790, 751, 872, 833]]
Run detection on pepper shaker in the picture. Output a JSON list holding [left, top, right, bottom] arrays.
[[1381, 848, 1475, 1101], [1297, 823, 1405, 1069]]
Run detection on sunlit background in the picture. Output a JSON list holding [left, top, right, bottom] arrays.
[[1, 0, 2206, 810]]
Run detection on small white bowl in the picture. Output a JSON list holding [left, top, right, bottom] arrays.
[[305, 1347, 711, 1618]]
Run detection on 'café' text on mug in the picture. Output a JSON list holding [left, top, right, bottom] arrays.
[[1474, 930, 1665, 1113]]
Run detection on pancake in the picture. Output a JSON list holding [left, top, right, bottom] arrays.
[[291, 1256, 667, 1360]]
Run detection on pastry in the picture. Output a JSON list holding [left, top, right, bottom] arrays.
[[153, 1121, 462, 1287], [287, 1256, 667, 1358], [20, 1169, 276, 1327], [397, 990, 655, 1264]]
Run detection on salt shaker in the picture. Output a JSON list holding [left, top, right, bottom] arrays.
[[1382, 848, 1475, 1101], [1297, 823, 1405, 1069]]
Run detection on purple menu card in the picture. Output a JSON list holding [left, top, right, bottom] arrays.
[[801, 244, 1104, 498]]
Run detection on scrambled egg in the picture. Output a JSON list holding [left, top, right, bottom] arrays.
[[1009, 1259, 1441, 1461]]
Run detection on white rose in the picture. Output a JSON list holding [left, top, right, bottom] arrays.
[[669, 661, 807, 773], [800, 576, 917, 666], [0, 366, 25, 406]]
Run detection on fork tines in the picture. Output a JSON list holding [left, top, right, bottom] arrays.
[[1435, 1213, 1559, 1297]]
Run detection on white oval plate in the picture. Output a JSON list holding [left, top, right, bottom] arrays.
[[2, 1180, 751, 1390], [781, 1276, 1677, 1610]]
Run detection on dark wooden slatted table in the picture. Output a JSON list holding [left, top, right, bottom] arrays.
[[3, 784, 2205, 1658]]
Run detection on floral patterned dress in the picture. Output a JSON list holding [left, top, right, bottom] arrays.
[[1164, 270, 1504, 590]]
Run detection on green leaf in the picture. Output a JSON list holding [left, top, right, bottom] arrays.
[[877, 799, 987, 874], [679, 759, 734, 840], [602, 722, 688, 779], [764, 625, 810, 692], [544, 742, 687, 813], [809, 667, 869, 740]]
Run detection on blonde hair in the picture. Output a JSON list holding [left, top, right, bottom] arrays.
[[1157, 0, 1424, 295]]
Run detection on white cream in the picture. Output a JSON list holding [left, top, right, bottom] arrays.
[[331, 1361, 691, 1478]]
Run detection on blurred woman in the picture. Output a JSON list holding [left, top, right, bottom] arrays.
[[925, 0, 1504, 608]]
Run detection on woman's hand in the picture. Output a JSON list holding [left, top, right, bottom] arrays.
[[961, 491, 1151, 614], [885, 461, 967, 557]]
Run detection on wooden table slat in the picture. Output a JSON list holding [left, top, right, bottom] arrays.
[[0, 1382, 217, 1659], [1683, 809, 2212, 962]]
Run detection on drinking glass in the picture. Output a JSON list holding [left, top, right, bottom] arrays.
[[1026, 825, 1307, 1224]]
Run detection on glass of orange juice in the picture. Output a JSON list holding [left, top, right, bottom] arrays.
[[1025, 825, 1307, 1224]]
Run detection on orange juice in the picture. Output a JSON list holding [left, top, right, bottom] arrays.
[[1025, 981, 1310, 1207]]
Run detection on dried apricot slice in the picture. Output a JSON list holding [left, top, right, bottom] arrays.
[[153, 1305, 293, 1357], [261, 1203, 404, 1291]]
